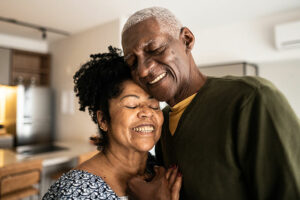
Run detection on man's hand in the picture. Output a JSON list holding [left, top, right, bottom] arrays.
[[127, 166, 182, 200]]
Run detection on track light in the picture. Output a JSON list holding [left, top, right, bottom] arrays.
[[42, 31, 47, 39], [40, 28, 47, 40], [0, 16, 70, 40]]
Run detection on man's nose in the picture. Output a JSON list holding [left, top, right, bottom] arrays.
[[137, 105, 153, 118], [137, 57, 155, 78]]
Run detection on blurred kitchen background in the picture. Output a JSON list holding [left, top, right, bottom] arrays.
[[0, 0, 299, 198]]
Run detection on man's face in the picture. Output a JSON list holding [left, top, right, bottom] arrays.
[[122, 18, 192, 103]]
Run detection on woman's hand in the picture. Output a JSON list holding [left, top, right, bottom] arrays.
[[165, 165, 182, 200], [127, 166, 182, 200]]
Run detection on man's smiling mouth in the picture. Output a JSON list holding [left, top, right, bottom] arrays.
[[149, 72, 167, 85]]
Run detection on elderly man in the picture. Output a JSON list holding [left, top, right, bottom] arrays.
[[122, 7, 300, 199]]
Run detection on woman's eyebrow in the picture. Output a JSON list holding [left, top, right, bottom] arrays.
[[120, 94, 140, 101]]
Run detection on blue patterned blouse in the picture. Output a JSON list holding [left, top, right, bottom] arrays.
[[43, 153, 156, 199], [42, 170, 125, 200]]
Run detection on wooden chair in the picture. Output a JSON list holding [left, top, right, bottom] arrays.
[[0, 159, 42, 200]]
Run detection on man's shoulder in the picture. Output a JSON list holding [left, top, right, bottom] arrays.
[[210, 76, 273, 89], [208, 76, 278, 95], [202, 76, 282, 108]]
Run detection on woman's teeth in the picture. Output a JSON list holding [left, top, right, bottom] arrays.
[[133, 126, 154, 133], [149, 73, 166, 84]]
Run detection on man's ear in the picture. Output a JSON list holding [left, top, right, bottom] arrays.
[[97, 110, 108, 132], [180, 27, 195, 51]]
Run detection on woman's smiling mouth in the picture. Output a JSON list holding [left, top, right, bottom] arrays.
[[132, 125, 155, 133]]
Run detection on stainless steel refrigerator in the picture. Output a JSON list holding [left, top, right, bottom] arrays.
[[16, 85, 53, 146]]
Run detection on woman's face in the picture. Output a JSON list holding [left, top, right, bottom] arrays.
[[105, 80, 163, 153]]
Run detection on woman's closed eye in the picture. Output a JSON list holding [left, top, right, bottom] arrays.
[[148, 101, 160, 110], [124, 103, 159, 110], [149, 105, 159, 110], [125, 104, 138, 109]]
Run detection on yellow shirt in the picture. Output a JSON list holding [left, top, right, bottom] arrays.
[[169, 93, 197, 135]]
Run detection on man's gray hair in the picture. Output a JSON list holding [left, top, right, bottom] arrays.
[[122, 7, 183, 38]]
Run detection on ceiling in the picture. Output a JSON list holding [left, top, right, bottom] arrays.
[[0, 0, 300, 42]]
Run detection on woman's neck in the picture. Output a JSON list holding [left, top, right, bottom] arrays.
[[79, 147, 148, 196], [103, 147, 148, 177]]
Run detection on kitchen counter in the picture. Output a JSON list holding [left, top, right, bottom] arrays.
[[0, 141, 98, 196], [0, 141, 97, 168]]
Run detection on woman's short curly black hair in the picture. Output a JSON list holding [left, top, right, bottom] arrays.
[[73, 46, 131, 149]]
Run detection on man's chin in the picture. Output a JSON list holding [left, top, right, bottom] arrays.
[[144, 80, 175, 102], [151, 92, 172, 102]]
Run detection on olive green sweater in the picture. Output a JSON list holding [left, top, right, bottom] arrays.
[[156, 76, 300, 200]]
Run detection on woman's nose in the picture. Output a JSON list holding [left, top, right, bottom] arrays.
[[137, 106, 153, 118]]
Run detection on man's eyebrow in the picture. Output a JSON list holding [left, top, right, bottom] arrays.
[[124, 40, 156, 61], [124, 54, 133, 61], [142, 40, 155, 48], [120, 94, 140, 100]]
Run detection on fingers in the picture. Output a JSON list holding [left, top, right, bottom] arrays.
[[167, 166, 179, 189], [171, 173, 182, 200], [166, 165, 182, 200], [165, 166, 173, 180], [165, 165, 177, 180]]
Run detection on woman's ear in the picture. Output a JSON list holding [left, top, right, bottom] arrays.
[[97, 110, 108, 132], [180, 27, 195, 51]]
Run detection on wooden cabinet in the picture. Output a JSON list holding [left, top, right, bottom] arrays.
[[0, 159, 42, 199], [10, 50, 51, 86], [0, 48, 10, 85]]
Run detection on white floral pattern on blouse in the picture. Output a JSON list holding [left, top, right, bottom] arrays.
[[43, 170, 121, 200]]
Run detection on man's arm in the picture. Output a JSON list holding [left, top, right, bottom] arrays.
[[237, 83, 300, 199]]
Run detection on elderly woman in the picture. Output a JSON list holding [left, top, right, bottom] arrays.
[[43, 47, 181, 200]]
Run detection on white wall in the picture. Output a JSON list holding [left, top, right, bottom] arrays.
[[259, 59, 300, 117], [49, 19, 122, 142], [192, 8, 300, 65], [0, 33, 48, 53]]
